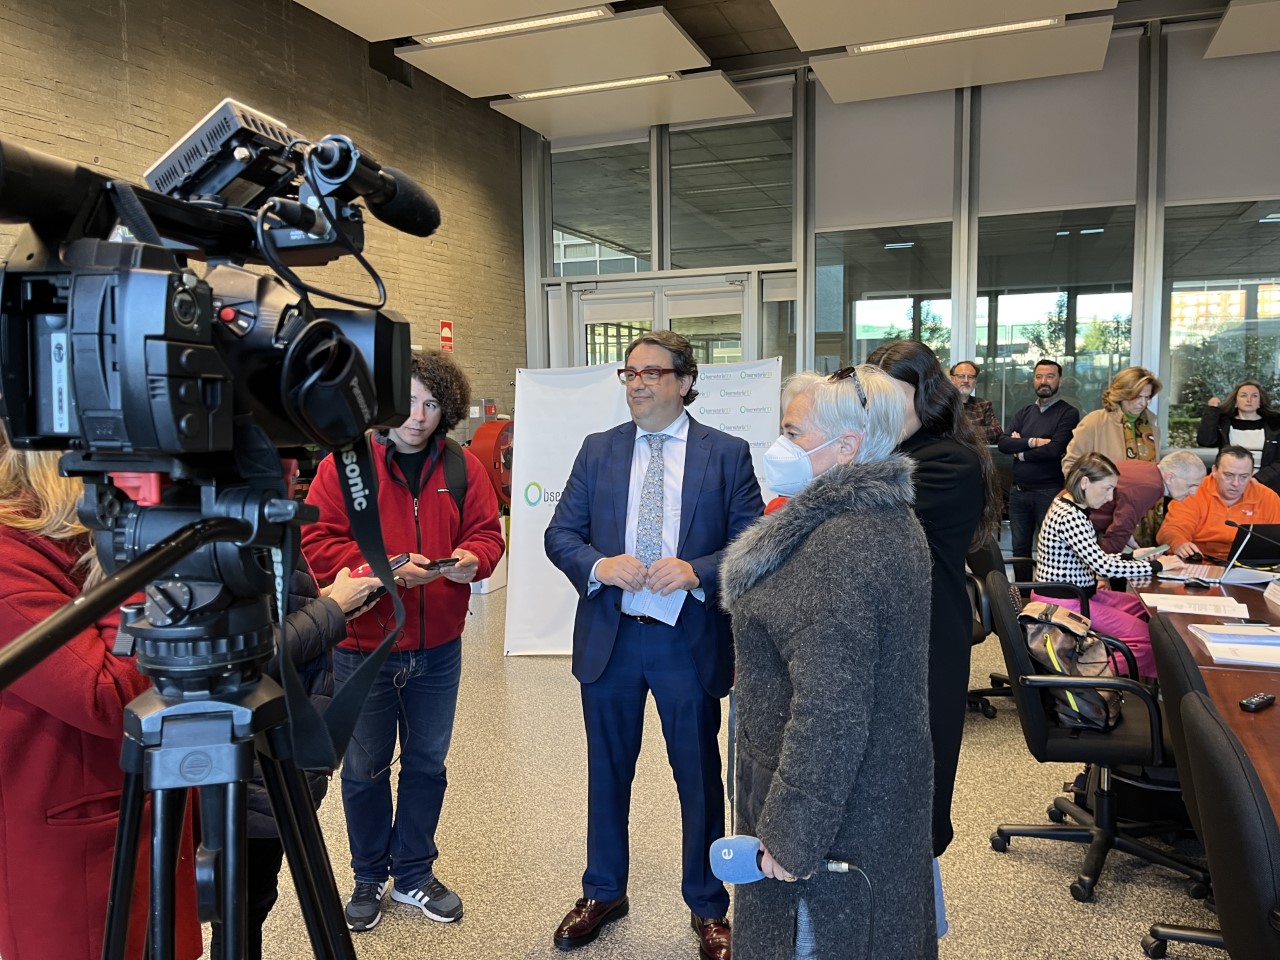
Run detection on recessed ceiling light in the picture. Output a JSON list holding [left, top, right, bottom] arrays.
[[1080, 228, 1105, 235], [513, 72, 678, 102], [850, 17, 1062, 55], [1056, 230, 1071, 236], [884, 242, 915, 249], [415, 6, 612, 45], [1260, 214, 1280, 223]]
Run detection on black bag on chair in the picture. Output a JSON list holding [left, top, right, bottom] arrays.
[[1019, 600, 1122, 731]]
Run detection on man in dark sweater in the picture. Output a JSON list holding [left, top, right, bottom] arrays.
[[997, 359, 1080, 579]]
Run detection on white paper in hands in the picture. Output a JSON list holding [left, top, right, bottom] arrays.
[[626, 587, 688, 625]]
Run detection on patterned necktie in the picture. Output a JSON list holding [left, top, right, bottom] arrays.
[[636, 433, 668, 567]]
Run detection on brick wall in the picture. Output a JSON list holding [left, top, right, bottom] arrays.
[[0, 0, 526, 415]]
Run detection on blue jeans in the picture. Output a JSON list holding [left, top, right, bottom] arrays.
[[1008, 485, 1059, 580], [333, 640, 462, 890]]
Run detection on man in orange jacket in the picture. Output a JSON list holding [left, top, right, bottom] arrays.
[[1157, 445, 1280, 560]]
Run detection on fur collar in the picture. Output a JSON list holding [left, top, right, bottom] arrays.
[[720, 454, 916, 608]]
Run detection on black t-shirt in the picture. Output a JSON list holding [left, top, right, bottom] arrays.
[[393, 445, 434, 497]]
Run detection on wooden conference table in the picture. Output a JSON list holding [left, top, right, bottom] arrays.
[[1135, 577, 1280, 825]]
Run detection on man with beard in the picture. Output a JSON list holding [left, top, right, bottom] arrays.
[[949, 360, 1001, 443], [998, 359, 1080, 579]]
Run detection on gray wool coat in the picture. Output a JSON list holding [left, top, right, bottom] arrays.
[[719, 455, 938, 960]]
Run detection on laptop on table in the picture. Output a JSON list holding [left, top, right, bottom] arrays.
[[1157, 523, 1280, 585]]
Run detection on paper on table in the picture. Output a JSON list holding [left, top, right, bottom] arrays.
[[1203, 642, 1280, 667], [627, 587, 688, 626], [1139, 594, 1249, 617], [1189, 624, 1280, 646]]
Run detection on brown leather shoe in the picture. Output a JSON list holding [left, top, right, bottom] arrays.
[[691, 911, 732, 960], [553, 896, 629, 950]]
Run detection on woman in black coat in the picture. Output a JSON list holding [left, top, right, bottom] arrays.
[[210, 564, 377, 960], [1196, 380, 1280, 492], [868, 341, 1001, 858]]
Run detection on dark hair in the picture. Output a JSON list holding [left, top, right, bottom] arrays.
[[1033, 359, 1063, 376], [949, 360, 980, 377], [1065, 452, 1119, 502], [1221, 380, 1274, 418], [410, 349, 471, 436], [866, 339, 1001, 548], [1216, 445, 1255, 469], [625, 330, 699, 405]]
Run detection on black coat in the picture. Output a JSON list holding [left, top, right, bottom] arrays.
[[1196, 404, 1280, 490], [721, 455, 936, 960], [246, 571, 347, 838], [898, 429, 984, 858]]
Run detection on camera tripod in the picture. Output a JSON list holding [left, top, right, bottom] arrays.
[[100, 587, 357, 960]]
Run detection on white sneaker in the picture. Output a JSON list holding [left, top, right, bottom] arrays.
[[390, 873, 464, 923]]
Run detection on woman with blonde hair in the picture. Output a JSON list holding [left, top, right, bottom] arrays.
[[0, 439, 203, 960], [1062, 366, 1162, 476]]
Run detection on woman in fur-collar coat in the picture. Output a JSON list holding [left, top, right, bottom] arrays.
[[721, 366, 936, 960]]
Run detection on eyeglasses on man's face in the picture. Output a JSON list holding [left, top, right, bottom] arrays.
[[829, 366, 868, 409], [617, 367, 677, 384], [951, 372, 977, 381]]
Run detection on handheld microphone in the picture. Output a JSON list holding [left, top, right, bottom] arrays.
[[309, 135, 441, 238], [709, 835, 850, 884]]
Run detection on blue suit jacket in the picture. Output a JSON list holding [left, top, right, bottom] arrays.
[[544, 415, 763, 699]]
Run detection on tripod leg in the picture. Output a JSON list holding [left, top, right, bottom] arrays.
[[102, 738, 147, 960], [220, 780, 248, 960], [148, 787, 188, 960], [259, 735, 356, 959]]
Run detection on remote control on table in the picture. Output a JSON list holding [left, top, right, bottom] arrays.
[[1239, 692, 1277, 713]]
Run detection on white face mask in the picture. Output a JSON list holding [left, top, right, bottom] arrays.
[[763, 434, 838, 496]]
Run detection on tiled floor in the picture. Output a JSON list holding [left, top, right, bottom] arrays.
[[247, 591, 1223, 960]]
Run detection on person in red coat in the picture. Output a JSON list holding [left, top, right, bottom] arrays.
[[1087, 451, 1206, 554], [302, 349, 504, 933], [0, 442, 202, 960]]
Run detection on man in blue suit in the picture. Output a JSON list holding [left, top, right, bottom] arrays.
[[545, 331, 763, 960]]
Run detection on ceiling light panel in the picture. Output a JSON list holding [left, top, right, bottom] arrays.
[[397, 7, 708, 99], [812, 17, 1113, 103], [291, 0, 592, 43], [416, 6, 611, 45], [850, 17, 1062, 54], [769, 0, 1116, 52], [515, 73, 678, 101], [492, 72, 754, 140], [1206, 0, 1280, 58]]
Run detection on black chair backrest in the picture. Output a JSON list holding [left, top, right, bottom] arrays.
[[1149, 614, 1209, 831], [1181, 692, 1280, 960], [967, 538, 1004, 581], [986, 569, 1053, 760]]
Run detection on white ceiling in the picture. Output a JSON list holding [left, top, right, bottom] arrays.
[[291, 0, 591, 43], [769, 0, 1119, 52], [811, 17, 1115, 103], [491, 72, 754, 140], [396, 8, 708, 99], [1206, 0, 1280, 57]]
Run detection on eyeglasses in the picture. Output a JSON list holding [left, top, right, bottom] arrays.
[[829, 366, 868, 408], [617, 367, 676, 384], [951, 373, 977, 381]]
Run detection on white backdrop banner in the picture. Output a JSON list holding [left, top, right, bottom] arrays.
[[505, 356, 782, 657]]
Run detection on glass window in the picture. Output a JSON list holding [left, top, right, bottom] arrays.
[[552, 142, 651, 278], [670, 118, 794, 269], [814, 222, 953, 372], [975, 206, 1135, 429], [1163, 200, 1280, 448]]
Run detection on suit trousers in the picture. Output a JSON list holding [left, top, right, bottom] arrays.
[[579, 615, 729, 918]]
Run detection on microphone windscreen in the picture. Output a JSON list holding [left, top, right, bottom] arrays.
[[368, 166, 441, 238], [710, 835, 765, 884]]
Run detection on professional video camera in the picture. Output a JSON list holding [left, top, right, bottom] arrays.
[[0, 99, 438, 960]]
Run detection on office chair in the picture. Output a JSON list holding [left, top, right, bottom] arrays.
[[986, 570, 1210, 902], [1142, 616, 1221, 957], [1180, 692, 1280, 960]]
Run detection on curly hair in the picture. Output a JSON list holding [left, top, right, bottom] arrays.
[[1101, 366, 1161, 412], [410, 349, 472, 437], [866, 339, 1002, 548]]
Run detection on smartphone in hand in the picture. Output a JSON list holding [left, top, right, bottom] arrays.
[[425, 557, 461, 571], [350, 553, 412, 579], [1133, 545, 1170, 561]]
